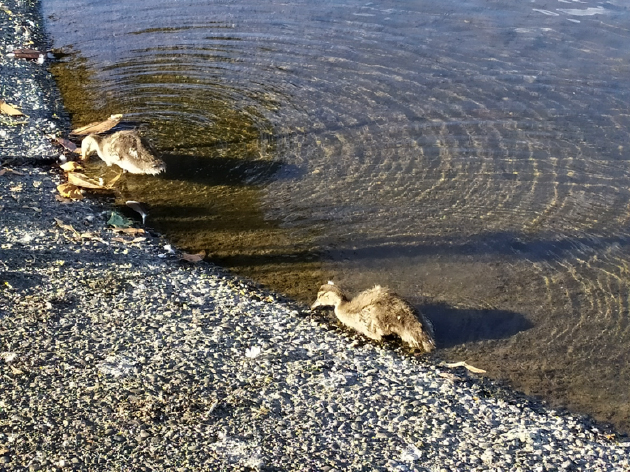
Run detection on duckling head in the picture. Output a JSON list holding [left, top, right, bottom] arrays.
[[311, 283, 347, 310]]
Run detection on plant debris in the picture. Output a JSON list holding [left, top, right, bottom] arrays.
[[70, 114, 123, 136]]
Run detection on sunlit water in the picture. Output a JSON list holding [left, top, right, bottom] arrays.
[[42, 0, 630, 431]]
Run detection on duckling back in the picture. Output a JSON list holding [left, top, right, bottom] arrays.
[[349, 286, 435, 353], [81, 131, 166, 175], [105, 131, 166, 175], [312, 283, 435, 353]]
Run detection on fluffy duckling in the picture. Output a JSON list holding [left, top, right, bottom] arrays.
[[312, 282, 435, 353], [81, 130, 166, 175]]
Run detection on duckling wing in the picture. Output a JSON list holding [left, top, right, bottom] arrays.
[[355, 305, 390, 340]]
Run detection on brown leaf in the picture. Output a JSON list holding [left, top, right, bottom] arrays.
[[10, 48, 44, 60], [0, 100, 24, 116], [80, 233, 108, 244], [112, 236, 147, 245], [59, 161, 83, 172], [54, 217, 80, 236], [55, 194, 74, 203], [67, 172, 105, 189], [444, 361, 487, 374], [104, 171, 123, 188], [0, 169, 6, 176], [53, 137, 79, 153], [113, 227, 145, 235], [181, 250, 206, 263], [56, 183, 84, 200], [70, 114, 123, 135]]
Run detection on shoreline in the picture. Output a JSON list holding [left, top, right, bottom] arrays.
[[2, 0, 630, 470]]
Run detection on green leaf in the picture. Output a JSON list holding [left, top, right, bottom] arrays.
[[107, 211, 133, 228]]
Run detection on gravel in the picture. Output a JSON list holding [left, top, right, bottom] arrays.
[[2, 0, 630, 471]]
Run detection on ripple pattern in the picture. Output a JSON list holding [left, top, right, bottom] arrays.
[[43, 0, 630, 431]]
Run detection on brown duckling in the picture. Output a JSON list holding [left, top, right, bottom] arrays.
[[311, 282, 435, 353], [80, 130, 166, 175]]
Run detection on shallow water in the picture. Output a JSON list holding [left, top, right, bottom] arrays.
[[43, 0, 630, 431]]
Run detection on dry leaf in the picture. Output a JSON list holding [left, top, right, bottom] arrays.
[[70, 114, 123, 135], [113, 227, 145, 235], [112, 237, 147, 245], [22, 206, 41, 212], [181, 250, 206, 263], [10, 48, 44, 60], [67, 172, 105, 189], [53, 137, 79, 153], [439, 372, 463, 382], [0, 100, 24, 116], [1, 167, 25, 176], [55, 194, 73, 203], [59, 161, 83, 172], [80, 233, 108, 245], [54, 217, 80, 236], [57, 183, 84, 200], [105, 171, 123, 188], [10, 366, 24, 375], [444, 361, 487, 374]]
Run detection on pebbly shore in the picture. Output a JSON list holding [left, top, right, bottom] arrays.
[[2, 0, 630, 471]]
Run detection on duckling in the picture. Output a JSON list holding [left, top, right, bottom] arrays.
[[311, 282, 435, 353], [80, 130, 166, 175]]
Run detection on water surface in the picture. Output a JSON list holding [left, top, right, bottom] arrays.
[[43, 0, 630, 431]]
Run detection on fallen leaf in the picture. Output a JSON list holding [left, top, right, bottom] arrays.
[[67, 172, 105, 189], [56, 183, 84, 200], [59, 161, 83, 172], [9, 48, 44, 60], [22, 206, 41, 212], [70, 114, 123, 135], [10, 366, 24, 375], [55, 194, 74, 203], [80, 233, 108, 245], [107, 211, 133, 228], [53, 137, 79, 153], [0, 100, 23, 116], [444, 361, 487, 374], [112, 236, 147, 245], [113, 227, 145, 235], [438, 372, 463, 382], [0, 167, 24, 176], [54, 217, 80, 236], [104, 171, 123, 188], [181, 250, 206, 263]]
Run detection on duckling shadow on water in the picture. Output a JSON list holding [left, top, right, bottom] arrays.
[[159, 153, 302, 186], [418, 300, 534, 348], [306, 299, 532, 351]]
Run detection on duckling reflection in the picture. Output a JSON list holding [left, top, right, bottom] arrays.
[[80, 130, 166, 175], [312, 282, 435, 353]]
